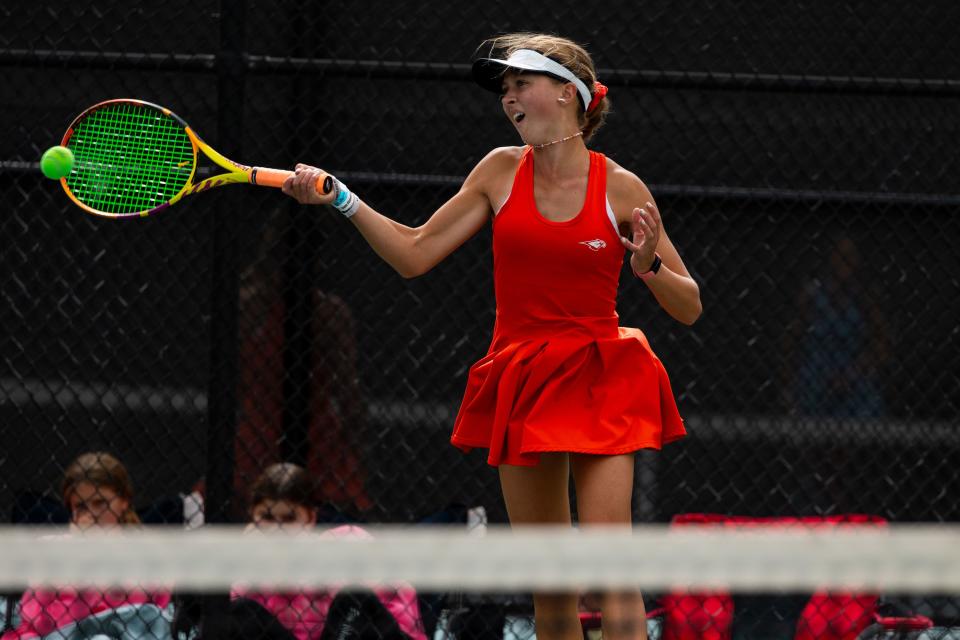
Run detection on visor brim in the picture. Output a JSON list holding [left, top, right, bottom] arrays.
[[471, 58, 566, 94]]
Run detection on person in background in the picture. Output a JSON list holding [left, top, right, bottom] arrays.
[[63, 451, 141, 529], [234, 463, 426, 640], [783, 233, 890, 418], [2, 452, 171, 640], [235, 212, 372, 521]]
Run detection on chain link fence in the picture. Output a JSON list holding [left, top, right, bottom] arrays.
[[2, 0, 960, 637]]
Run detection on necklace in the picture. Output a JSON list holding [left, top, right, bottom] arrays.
[[532, 130, 583, 150]]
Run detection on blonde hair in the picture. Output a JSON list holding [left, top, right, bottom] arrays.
[[479, 32, 610, 142], [62, 451, 140, 525]]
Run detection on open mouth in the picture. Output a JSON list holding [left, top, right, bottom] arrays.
[[513, 112, 525, 123]]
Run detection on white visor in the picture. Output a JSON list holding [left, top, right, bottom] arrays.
[[472, 48, 592, 112]]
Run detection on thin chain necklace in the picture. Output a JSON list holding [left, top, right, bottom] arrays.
[[532, 130, 583, 150]]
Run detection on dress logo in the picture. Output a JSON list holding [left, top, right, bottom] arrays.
[[579, 239, 607, 251]]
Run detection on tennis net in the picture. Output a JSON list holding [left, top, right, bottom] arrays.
[[1, 525, 958, 640]]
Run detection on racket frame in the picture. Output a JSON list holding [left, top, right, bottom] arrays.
[[60, 98, 306, 219]]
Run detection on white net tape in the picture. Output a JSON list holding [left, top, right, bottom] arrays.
[[2, 525, 958, 593]]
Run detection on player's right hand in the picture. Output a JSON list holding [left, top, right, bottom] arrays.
[[282, 163, 334, 206]]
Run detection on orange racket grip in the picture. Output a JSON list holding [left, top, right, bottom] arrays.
[[251, 167, 334, 195]]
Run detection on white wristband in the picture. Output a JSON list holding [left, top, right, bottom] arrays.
[[330, 177, 361, 218]]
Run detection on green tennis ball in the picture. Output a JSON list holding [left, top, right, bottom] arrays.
[[40, 145, 75, 180]]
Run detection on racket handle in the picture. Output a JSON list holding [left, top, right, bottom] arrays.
[[251, 167, 334, 196]]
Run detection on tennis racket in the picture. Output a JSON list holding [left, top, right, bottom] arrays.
[[58, 98, 332, 218]]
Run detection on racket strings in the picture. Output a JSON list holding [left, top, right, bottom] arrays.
[[65, 102, 194, 214]]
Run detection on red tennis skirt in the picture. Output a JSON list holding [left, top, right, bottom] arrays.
[[450, 327, 686, 466]]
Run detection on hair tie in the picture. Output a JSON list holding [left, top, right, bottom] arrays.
[[588, 81, 608, 112]]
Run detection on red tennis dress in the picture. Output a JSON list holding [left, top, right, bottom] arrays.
[[450, 147, 686, 466]]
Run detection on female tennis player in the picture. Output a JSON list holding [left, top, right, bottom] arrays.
[[283, 32, 701, 640]]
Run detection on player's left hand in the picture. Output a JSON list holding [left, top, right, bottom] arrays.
[[621, 201, 661, 273]]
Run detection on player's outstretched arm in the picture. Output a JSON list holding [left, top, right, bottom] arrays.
[[282, 151, 508, 278]]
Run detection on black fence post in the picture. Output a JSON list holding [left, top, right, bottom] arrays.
[[204, 0, 248, 524], [280, 11, 323, 469]]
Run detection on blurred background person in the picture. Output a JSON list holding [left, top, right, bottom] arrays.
[[233, 463, 426, 640], [782, 233, 890, 418], [2, 452, 171, 640], [234, 212, 372, 521]]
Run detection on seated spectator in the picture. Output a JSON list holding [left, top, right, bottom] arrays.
[[1, 452, 171, 640], [244, 463, 318, 532], [234, 463, 426, 640], [63, 451, 141, 530]]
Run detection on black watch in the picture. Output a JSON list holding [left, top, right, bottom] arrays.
[[635, 253, 662, 280]]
